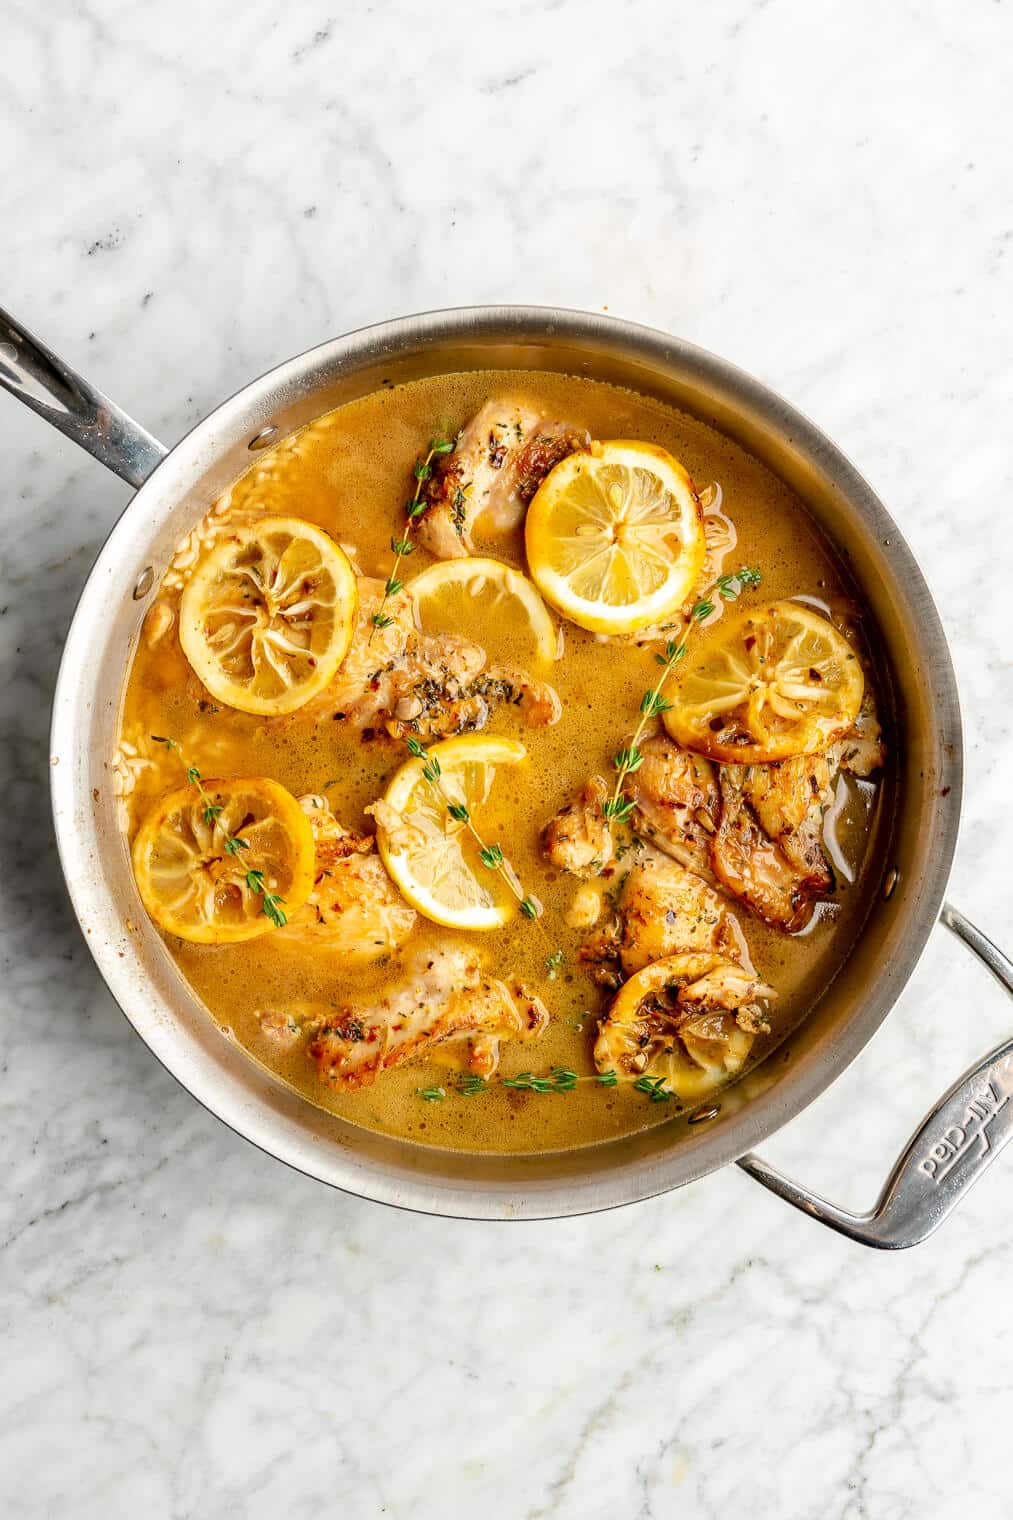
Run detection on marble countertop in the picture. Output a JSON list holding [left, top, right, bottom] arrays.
[[4, 3, 1013, 1515]]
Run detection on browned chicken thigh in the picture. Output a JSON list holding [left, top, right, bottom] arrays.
[[579, 854, 752, 988], [622, 731, 837, 932], [277, 796, 416, 961], [711, 757, 834, 931], [307, 947, 548, 1089], [418, 398, 590, 558], [622, 732, 720, 876], [298, 575, 559, 740]]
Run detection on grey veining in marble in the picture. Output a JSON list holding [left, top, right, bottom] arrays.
[[3, 2, 1013, 1516]]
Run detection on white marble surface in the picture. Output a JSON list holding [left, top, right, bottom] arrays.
[[3, 2, 1013, 1515]]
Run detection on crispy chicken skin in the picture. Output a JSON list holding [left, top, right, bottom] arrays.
[[739, 753, 832, 838], [579, 855, 750, 987], [297, 576, 559, 741], [624, 732, 838, 932], [542, 776, 615, 878], [482, 664, 563, 728], [387, 662, 562, 741], [617, 857, 748, 974], [736, 753, 834, 888], [624, 733, 720, 875], [417, 399, 590, 558], [277, 797, 416, 961], [512, 424, 592, 506], [312, 576, 483, 731], [711, 767, 829, 932], [307, 947, 548, 1090]]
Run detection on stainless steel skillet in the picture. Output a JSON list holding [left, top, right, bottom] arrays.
[[4, 302, 1011, 1245]]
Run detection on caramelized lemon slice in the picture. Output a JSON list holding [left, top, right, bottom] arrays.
[[409, 556, 559, 665], [664, 600, 864, 763], [371, 735, 528, 930], [179, 517, 357, 715], [524, 440, 706, 634], [595, 953, 758, 1100], [132, 777, 315, 943]]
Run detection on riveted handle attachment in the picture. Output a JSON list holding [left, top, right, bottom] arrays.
[[738, 904, 1013, 1249]]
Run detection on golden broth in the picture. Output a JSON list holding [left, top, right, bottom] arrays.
[[117, 370, 889, 1153]]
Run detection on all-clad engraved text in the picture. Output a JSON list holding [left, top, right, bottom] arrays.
[[919, 1081, 1009, 1184]]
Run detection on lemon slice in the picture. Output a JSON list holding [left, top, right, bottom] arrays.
[[664, 600, 864, 763], [179, 517, 357, 715], [409, 557, 559, 665], [524, 440, 706, 634], [132, 777, 315, 943], [371, 735, 528, 930], [595, 952, 758, 1100]]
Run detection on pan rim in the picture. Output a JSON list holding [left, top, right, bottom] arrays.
[[49, 304, 963, 1219]]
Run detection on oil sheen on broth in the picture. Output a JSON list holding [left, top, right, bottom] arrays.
[[118, 370, 887, 1154]]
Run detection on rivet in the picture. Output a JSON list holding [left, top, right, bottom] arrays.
[[688, 1104, 720, 1125], [132, 566, 154, 600], [883, 867, 899, 900], [248, 425, 278, 451]]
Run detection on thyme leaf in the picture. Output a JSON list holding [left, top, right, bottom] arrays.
[[633, 1074, 674, 1103], [502, 1067, 578, 1094], [458, 1074, 488, 1096]]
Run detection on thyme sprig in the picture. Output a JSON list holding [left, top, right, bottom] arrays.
[[368, 435, 455, 642], [503, 1067, 579, 1093], [402, 736, 565, 978], [602, 566, 762, 824], [150, 736, 288, 928], [403, 735, 543, 923], [416, 1068, 671, 1101], [458, 1074, 490, 1096], [633, 1074, 675, 1104]]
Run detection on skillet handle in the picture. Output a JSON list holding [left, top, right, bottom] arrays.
[[0, 305, 166, 488], [737, 903, 1013, 1249]]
